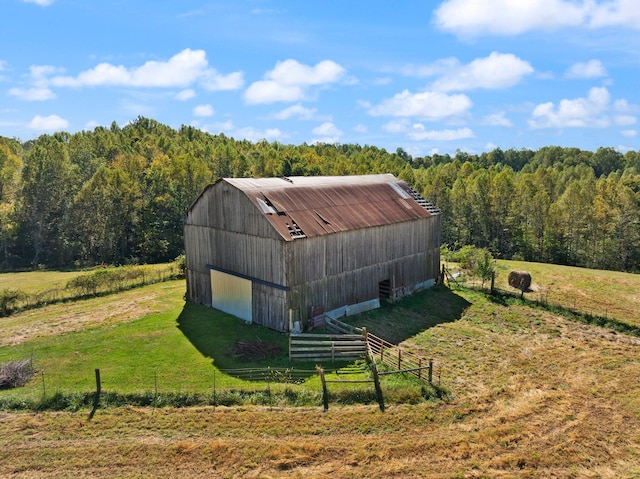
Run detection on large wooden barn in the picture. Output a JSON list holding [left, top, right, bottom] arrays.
[[184, 174, 441, 333]]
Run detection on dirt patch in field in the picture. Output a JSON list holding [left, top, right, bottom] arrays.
[[230, 340, 283, 360]]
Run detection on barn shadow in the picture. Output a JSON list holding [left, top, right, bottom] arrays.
[[177, 285, 472, 380], [345, 285, 473, 345], [176, 302, 316, 381]]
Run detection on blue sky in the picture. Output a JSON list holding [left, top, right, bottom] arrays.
[[1, 0, 639, 156]]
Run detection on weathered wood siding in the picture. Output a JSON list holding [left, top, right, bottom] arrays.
[[285, 215, 441, 322], [252, 282, 288, 332], [184, 183, 285, 307], [186, 181, 281, 240]]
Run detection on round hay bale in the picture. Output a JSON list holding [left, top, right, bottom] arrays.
[[508, 270, 532, 291]]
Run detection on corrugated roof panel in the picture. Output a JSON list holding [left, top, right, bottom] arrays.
[[228, 175, 438, 241]]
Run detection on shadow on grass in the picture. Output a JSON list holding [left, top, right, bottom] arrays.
[[481, 286, 640, 337], [345, 285, 473, 345], [176, 302, 321, 382]]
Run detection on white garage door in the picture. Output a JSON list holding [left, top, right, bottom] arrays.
[[210, 269, 252, 322]]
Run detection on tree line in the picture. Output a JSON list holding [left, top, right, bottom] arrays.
[[0, 116, 638, 272]]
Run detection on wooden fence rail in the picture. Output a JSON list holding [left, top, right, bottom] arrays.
[[325, 316, 363, 335], [365, 331, 433, 383], [289, 333, 367, 361]]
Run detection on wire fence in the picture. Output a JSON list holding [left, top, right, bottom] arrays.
[[446, 272, 640, 336]]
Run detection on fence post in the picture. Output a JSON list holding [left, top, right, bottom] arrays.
[[370, 361, 385, 412], [41, 369, 46, 398], [362, 327, 367, 351], [317, 367, 329, 412], [267, 367, 272, 410], [95, 368, 101, 397], [88, 368, 101, 420], [398, 349, 402, 370], [213, 370, 217, 409], [418, 359, 422, 380], [428, 359, 433, 384]]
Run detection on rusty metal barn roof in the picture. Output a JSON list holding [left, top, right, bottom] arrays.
[[224, 174, 440, 241]]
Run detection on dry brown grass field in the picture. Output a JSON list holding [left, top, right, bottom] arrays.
[[0, 265, 639, 478]]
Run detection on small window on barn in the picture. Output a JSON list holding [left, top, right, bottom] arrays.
[[257, 198, 277, 215]]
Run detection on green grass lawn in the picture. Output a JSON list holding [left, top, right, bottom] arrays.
[[0, 279, 364, 405], [0, 282, 293, 398]]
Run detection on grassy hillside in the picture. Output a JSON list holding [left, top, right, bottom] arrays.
[[494, 260, 640, 328], [0, 264, 639, 477]]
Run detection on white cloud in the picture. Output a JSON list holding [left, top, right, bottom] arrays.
[[310, 122, 343, 144], [615, 115, 637, 126], [48, 49, 243, 91], [431, 52, 533, 91], [312, 122, 342, 137], [353, 124, 368, 133], [23, 0, 54, 5], [244, 59, 345, 104], [565, 60, 607, 78], [408, 125, 475, 141], [234, 127, 284, 142], [272, 104, 318, 120], [590, 0, 640, 29], [9, 87, 56, 101], [621, 129, 637, 138], [175, 89, 196, 101], [200, 70, 244, 91], [483, 111, 513, 127], [368, 90, 472, 120], [402, 53, 533, 91], [193, 104, 214, 117], [529, 86, 612, 128], [268, 59, 345, 86], [29, 65, 62, 85], [27, 114, 69, 131], [433, 0, 640, 36], [382, 119, 411, 134], [245, 82, 305, 104], [211, 120, 235, 131], [9, 65, 62, 101], [84, 120, 100, 131], [433, 0, 588, 35], [200, 120, 283, 142]]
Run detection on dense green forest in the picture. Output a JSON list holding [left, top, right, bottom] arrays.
[[0, 117, 638, 272]]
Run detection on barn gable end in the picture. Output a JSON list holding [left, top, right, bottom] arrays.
[[184, 174, 441, 332]]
